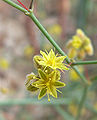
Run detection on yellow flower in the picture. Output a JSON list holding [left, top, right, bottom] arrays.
[[0, 58, 9, 69], [32, 69, 66, 101], [47, 24, 62, 36], [72, 36, 82, 49], [0, 87, 9, 94], [76, 29, 85, 38], [77, 49, 86, 59], [69, 66, 84, 81], [68, 104, 77, 116], [94, 102, 97, 111], [24, 45, 34, 57], [68, 48, 77, 59], [25, 49, 69, 101], [66, 29, 94, 59], [39, 49, 69, 71], [84, 44, 93, 56], [68, 103, 86, 117]]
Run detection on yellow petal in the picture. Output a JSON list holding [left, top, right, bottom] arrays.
[[56, 70, 61, 81], [48, 49, 55, 59], [60, 64, 69, 70], [49, 71, 56, 81], [68, 48, 77, 59], [40, 50, 48, 61], [50, 86, 57, 98], [56, 56, 66, 63], [54, 81, 66, 88], [33, 55, 43, 69], [26, 84, 39, 92], [38, 69, 47, 80], [38, 88, 47, 99], [66, 40, 73, 48]]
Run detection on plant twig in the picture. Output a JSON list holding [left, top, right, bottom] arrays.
[[72, 60, 97, 66], [55, 105, 74, 120], [75, 86, 88, 120]]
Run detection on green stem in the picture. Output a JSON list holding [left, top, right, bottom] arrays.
[[29, 13, 69, 62], [75, 86, 88, 120], [3, 0, 27, 12], [72, 60, 97, 66], [85, 102, 97, 114], [77, 0, 88, 29], [0, 98, 71, 106], [2, 0, 89, 85]]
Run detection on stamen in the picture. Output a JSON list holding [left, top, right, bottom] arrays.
[[47, 93, 50, 102], [60, 69, 65, 73], [66, 62, 72, 67], [45, 49, 48, 54], [56, 89, 62, 94], [17, 0, 29, 11], [49, 78, 51, 81], [45, 70, 48, 73]]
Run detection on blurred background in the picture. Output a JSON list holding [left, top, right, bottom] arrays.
[[0, 0, 97, 120]]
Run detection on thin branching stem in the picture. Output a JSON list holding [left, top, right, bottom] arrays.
[[75, 86, 88, 120], [72, 60, 97, 66]]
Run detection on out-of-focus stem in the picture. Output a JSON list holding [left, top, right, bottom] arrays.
[[75, 86, 88, 120]]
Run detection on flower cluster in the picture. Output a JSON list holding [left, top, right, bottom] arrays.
[[25, 49, 69, 101], [66, 29, 94, 59]]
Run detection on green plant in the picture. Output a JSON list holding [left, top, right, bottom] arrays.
[[1, 0, 97, 120]]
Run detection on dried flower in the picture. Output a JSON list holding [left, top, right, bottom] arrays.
[[25, 72, 39, 92]]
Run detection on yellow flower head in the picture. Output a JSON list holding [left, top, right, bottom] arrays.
[[39, 49, 69, 71], [69, 66, 84, 81], [68, 103, 86, 117], [25, 49, 69, 101], [72, 36, 82, 49], [66, 29, 94, 59], [68, 48, 77, 59], [24, 45, 34, 57], [76, 29, 85, 38], [47, 24, 62, 36], [84, 44, 94, 56], [0, 58, 9, 70], [68, 104, 78, 116], [32, 69, 66, 101], [94, 102, 97, 111], [0, 87, 9, 94]]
